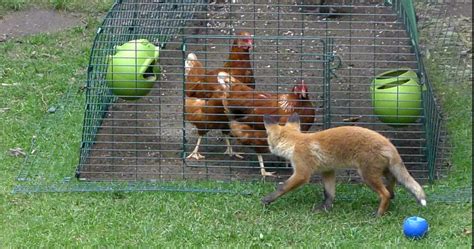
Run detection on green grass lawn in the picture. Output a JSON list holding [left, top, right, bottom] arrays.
[[1, 1, 472, 247], [0, 0, 111, 14]]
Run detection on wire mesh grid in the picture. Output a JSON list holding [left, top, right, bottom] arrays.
[[415, 0, 472, 179], [14, 0, 469, 193]]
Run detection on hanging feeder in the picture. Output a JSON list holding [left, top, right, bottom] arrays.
[[371, 69, 423, 124], [106, 39, 160, 100]]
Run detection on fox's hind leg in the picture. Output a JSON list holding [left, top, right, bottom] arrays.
[[383, 170, 396, 199], [361, 171, 392, 217], [313, 170, 336, 212]]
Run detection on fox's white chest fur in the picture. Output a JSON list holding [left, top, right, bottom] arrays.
[[268, 138, 295, 160], [270, 137, 331, 170]]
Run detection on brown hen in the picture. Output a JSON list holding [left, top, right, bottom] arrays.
[[184, 31, 254, 160], [217, 72, 316, 177]]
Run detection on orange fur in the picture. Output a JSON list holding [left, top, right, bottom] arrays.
[[262, 113, 427, 216]]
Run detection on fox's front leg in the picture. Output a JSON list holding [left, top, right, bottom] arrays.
[[261, 170, 310, 206]]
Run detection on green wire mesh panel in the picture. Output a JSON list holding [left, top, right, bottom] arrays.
[[77, 0, 206, 179], [75, 0, 431, 182], [15, 0, 470, 193], [415, 0, 472, 179], [181, 35, 333, 181]]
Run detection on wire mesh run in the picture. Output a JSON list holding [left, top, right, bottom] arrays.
[[415, 0, 472, 179], [16, 0, 470, 193], [74, 0, 430, 182], [181, 35, 332, 180]]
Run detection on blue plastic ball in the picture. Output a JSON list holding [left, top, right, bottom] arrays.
[[403, 216, 429, 239]]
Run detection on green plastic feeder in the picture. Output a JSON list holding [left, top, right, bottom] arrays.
[[106, 39, 160, 100], [370, 69, 422, 124]]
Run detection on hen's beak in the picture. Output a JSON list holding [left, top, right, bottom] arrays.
[[239, 36, 253, 50], [300, 80, 307, 98]]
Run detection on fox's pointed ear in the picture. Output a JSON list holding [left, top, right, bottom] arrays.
[[288, 112, 300, 123], [286, 113, 301, 130], [264, 115, 279, 129]]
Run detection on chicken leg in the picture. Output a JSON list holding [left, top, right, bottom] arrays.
[[258, 154, 276, 178], [186, 136, 205, 160], [224, 137, 243, 159]]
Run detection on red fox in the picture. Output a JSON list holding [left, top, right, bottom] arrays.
[[262, 113, 427, 216]]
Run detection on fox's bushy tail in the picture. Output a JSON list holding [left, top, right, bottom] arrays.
[[389, 158, 427, 207]]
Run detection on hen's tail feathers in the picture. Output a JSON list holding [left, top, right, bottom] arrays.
[[185, 53, 198, 76], [217, 72, 231, 88], [187, 53, 198, 61]]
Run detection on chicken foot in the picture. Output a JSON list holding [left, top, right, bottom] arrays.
[[224, 137, 243, 159], [258, 154, 276, 178], [186, 136, 205, 160]]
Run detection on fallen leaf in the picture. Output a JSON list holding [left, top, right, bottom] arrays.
[[9, 148, 26, 157]]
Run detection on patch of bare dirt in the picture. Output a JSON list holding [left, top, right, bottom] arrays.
[[0, 8, 83, 41], [447, 2, 472, 18]]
